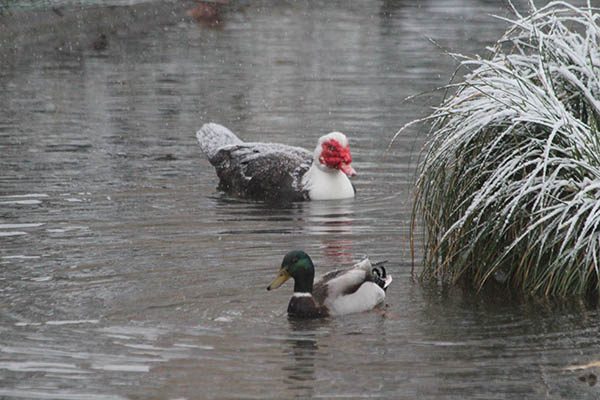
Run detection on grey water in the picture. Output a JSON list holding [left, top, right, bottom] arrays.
[[1, 0, 599, 399]]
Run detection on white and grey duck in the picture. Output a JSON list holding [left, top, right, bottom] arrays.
[[196, 123, 357, 202]]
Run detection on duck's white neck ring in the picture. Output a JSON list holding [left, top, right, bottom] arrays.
[[293, 292, 312, 297]]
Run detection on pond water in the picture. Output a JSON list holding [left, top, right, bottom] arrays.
[[1, 0, 599, 399]]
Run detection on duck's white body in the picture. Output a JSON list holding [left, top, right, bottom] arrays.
[[301, 164, 355, 200], [320, 258, 388, 316], [196, 123, 356, 202]]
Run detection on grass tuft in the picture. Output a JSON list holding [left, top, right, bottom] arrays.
[[411, 1, 600, 297]]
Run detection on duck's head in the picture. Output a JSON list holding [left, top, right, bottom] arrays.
[[313, 132, 356, 177], [267, 250, 315, 293]]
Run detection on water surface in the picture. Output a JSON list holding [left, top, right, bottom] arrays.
[[1, 0, 599, 399]]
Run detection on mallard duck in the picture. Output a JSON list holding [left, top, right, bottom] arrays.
[[196, 123, 356, 202], [267, 250, 392, 318]]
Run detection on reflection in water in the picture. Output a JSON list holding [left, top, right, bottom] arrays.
[[305, 199, 355, 264], [305, 199, 354, 235], [283, 337, 317, 394], [283, 318, 329, 397], [211, 194, 357, 263], [186, 1, 227, 27]]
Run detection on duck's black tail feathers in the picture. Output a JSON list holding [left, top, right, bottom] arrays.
[[372, 261, 392, 291], [196, 123, 243, 161]]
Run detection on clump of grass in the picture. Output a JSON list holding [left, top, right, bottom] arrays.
[[411, 1, 600, 297]]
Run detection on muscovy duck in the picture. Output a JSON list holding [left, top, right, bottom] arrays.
[[196, 123, 356, 202], [267, 250, 392, 318]]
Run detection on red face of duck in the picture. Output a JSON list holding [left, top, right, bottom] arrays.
[[319, 139, 357, 176]]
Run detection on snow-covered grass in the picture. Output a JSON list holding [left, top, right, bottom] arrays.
[[410, 1, 600, 297]]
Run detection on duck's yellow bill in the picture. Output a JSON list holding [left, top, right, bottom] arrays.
[[267, 268, 291, 290]]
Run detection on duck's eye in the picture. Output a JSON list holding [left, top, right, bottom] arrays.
[[328, 144, 335, 151]]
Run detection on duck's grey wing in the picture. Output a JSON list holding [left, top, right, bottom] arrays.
[[313, 262, 374, 305], [312, 268, 359, 305], [196, 123, 313, 202], [211, 143, 312, 202]]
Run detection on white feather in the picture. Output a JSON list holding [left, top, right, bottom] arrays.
[[293, 292, 312, 298], [323, 267, 369, 298], [326, 282, 386, 316], [320, 258, 387, 316], [302, 165, 355, 200]]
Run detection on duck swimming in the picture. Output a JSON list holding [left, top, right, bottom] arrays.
[[267, 250, 392, 318], [196, 123, 356, 202]]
